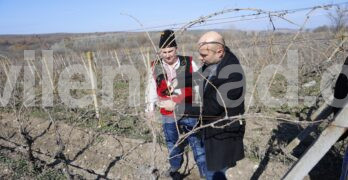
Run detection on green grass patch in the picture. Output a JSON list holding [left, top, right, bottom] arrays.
[[0, 152, 66, 179]]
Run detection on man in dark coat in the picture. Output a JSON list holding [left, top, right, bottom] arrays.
[[160, 31, 246, 179]]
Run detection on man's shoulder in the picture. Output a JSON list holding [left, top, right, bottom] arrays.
[[178, 55, 192, 59], [177, 55, 192, 66], [226, 51, 240, 64], [217, 51, 241, 71], [215, 51, 244, 80]]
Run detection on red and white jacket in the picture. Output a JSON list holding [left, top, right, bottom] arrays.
[[145, 55, 198, 116]]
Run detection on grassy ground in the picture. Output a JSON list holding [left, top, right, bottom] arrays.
[[0, 151, 66, 180]]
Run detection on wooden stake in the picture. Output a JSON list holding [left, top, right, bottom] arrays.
[[113, 50, 124, 80], [85, 52, 101, 125], [283, 103, 333, 154], [283, 106, 348, 179]]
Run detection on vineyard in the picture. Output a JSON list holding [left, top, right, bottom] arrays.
[[1, 3, 348, 180]]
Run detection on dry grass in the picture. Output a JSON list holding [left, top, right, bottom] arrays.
[[0, 12, 347, 178]]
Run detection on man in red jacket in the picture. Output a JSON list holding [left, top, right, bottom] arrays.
[[145, 29, 207, 178]]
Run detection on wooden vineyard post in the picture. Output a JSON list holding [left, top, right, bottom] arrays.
[[283, 107, 348, 179], [283, 103, 333, 156], [85, 51, 101, 126], [113, 50, 124, 80]]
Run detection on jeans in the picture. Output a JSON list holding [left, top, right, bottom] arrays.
[[162, 115, 207, 177], [341, 146, 348, 180], [205, 167, 228, 180]]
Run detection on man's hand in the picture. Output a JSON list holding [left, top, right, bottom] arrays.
[[158, 100, 176, 111], [168, 79, 178, 93], [171, 78, 178, 89], [167, 78, 178, 94]]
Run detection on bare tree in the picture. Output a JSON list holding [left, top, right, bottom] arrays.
[[327, 6, 348, 34]]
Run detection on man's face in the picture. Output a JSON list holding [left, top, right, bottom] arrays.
[[160, 47, 178, 65], [198, 45, 221, 65]]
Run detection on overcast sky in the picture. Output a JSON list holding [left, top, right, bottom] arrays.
[[1, 0, 347, 34]]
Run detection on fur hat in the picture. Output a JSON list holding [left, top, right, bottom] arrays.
[[159, 29, 177, 48]]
